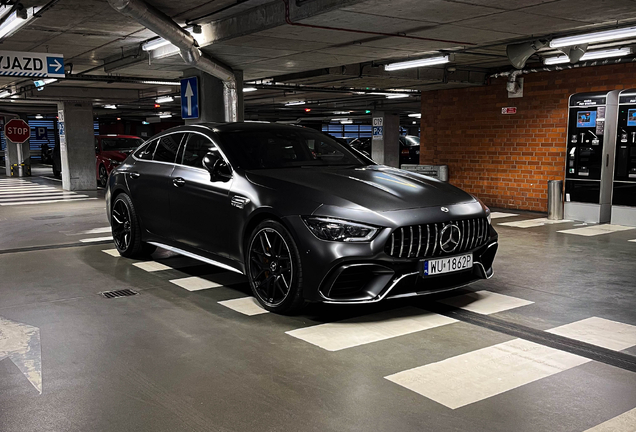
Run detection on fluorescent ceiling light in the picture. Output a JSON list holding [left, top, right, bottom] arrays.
[[550, 26, 636, 48], [160, 113, 172, 118], [142, 38, 173, 52], [104, 104, 117, 109], [333, 111, 351, 115], [285, 101, 306, 106], [369, 92, 410, 99], [155, 96, 174, 103], [544, 47, 632, 65], [408, 113, 422, 118], [0, 8, 35, 39], [243, 87, 258, 92], [340, 119, 353, 124], [385, 55, 450, 71], [141, 80, 181, 86], [35, 114, 43, 119]]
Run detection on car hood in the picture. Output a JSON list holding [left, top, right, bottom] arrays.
[[245, 165, 475, 212]]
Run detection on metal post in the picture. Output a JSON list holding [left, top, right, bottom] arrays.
[[548, 180, 564, 220]]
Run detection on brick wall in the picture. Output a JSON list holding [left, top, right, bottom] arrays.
[[419, 62, 636, 212]]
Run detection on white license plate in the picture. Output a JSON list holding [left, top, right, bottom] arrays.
[[422, 253, 472, 276]]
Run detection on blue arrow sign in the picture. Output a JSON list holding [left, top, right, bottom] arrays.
[[180, 77, 199, 119], [46, 56, 64, 77]]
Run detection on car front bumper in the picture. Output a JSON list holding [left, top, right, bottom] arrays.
[[283, 215, 498, 304]]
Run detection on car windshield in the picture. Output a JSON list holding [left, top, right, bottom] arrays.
[[101, 137, 144, 151], [217, 128, 368, 170], [402, 136, 420, 147]]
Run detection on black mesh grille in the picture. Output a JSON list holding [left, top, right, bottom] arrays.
[[101, 289, 138, 299], [384, 218, 489, 259], [329, 267, 376, 298]]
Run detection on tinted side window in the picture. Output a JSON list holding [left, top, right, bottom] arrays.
[[180, 133, 217, 168], [134, 140, 157, 160], [154, 133, 184, 163]]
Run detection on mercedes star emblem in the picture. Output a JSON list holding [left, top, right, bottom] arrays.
[[439, 223, 461, 253], [441, 207, 449, 213]]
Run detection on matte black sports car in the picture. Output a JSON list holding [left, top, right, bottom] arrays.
[[106, 123, 498, 313]]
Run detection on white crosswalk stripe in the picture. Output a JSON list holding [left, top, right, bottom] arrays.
[[79, 236, 113, 243], [0, 179, 93, 205], [218, 297, 268, 316], [499, 218, 571, 228], [102, 249, 120, 257], [558, 224, 635, 236], [133, 261, 173, 272], [169, 272, 246, 291], [583, 407, 636, 432], [384, 317, 636, 409], [489, 212, 519, 219], [437, 290, 534, 315]]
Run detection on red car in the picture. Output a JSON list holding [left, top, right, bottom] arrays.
[[95, 135, 144, 187]]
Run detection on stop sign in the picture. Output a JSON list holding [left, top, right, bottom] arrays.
[[5, 119, 31, 143]]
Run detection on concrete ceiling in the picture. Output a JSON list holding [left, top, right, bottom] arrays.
[[1, 0, 635, 121]]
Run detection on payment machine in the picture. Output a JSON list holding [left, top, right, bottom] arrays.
[[564, 91, 619, 223], [611, 89, 636, 226]]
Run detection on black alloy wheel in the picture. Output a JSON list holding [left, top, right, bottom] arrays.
[[111, 193, 155, 258], [247, 220, 304, 314], [99, 165, 108, 188]]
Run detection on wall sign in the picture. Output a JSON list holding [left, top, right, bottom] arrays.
[[0, 51, 65, 78], [501, 107, 517, 115], [372, 117, 383, 140]]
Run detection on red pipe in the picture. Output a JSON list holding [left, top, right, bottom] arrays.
[[281, 0, 475, 46]]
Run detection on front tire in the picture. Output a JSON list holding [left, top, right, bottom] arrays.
[[111, 193, 155, 258], [247, 220, 305, 314]]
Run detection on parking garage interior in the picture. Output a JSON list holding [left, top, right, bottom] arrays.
[[1, 1, 636, 431]]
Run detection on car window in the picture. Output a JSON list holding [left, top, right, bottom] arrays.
[[134, 140, 157, 160], [180, 133, 218, 168], [153, 133, 184, 163]]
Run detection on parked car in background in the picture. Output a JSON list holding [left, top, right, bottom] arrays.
[[106, 123, 497, 314], [96, 135, 144, 187], [349, 135, 421, 167]]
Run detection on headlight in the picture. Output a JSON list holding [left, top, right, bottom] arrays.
[[473, 196, 491, 224], [302, 217, 379, 242]]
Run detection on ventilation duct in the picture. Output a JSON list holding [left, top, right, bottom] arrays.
[[107, 0, 238, 122]]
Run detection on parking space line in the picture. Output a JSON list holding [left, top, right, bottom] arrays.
[[79, 236, 113, 243], [133, 261, 173, 272], [1, 198, 98, 206], [437, 290, 534, 315], [384, 316, 636, 409], [0, 194, 88, 202], [286, 307, 457, 351], [498, 218, 571, 228], [546, 317, 636, 351], [558, 224, 635, 236], [218, 297, 269, 316], [489, 212, 519, 219], [169, 276, 222, 291], [102, 249, 120, 257], [583, 407, 636, 432]]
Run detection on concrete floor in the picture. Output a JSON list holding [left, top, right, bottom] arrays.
[[1, 168, 636, 432]]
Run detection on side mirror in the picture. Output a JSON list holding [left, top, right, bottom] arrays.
[[202, 152, 231, 182]]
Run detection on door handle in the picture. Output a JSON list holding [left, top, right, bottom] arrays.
[[173, 177, 186, 187], [606, 154, 609, 167], [129, 172, 140, 179]]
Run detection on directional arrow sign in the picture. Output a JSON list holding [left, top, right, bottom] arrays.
[[180, 76, 199, 119], [0, 51, 65, 78], [0, 316, 42, 394]]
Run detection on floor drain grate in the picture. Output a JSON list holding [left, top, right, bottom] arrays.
[[100, 289, 138, 299]]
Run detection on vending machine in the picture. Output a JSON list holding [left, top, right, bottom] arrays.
[[611, 89, 636, 226], [564, 91, 619, 223]]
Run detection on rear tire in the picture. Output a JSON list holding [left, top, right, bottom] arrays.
[[246, 220, 305, 314], [111, 193, 155, 258]]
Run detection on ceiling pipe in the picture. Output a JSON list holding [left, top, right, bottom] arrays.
[[107, 0, 238, 122]]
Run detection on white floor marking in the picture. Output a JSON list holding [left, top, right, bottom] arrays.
[[385, 338, 588, 409], [203, 272, 247, 286], [1, 197, 97, 206], [0, 316, 42, 394], [79, 236, 113, 243], [169, 276, 221, 291], [546, 317, 636, 351], [286, 307, 457, 351], [583, 407, 636, 432], [39, 176, 62, 182], [498, 218, 571, 228], [218, 297, 269, 316], [0, 191, 73, 197], [101, 249, 120, 257], [437, 290, 534, 315], [0, 187, 57, 192], [82, 227, 111, 234], [0, 194, 88, 202], [489, 212, 519, 219], [385, 317, 636, 409], [133, 261, 172, 272], [629, 239, 636, 243], [558, 224, 635, 236]]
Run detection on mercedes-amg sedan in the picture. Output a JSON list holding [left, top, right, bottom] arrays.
[[106, 123, 498, 313]]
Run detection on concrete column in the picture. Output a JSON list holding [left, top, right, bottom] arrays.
[[57, 101, 96, 191], [371, 112, 400, 168], [183, 68, 244, 124]]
